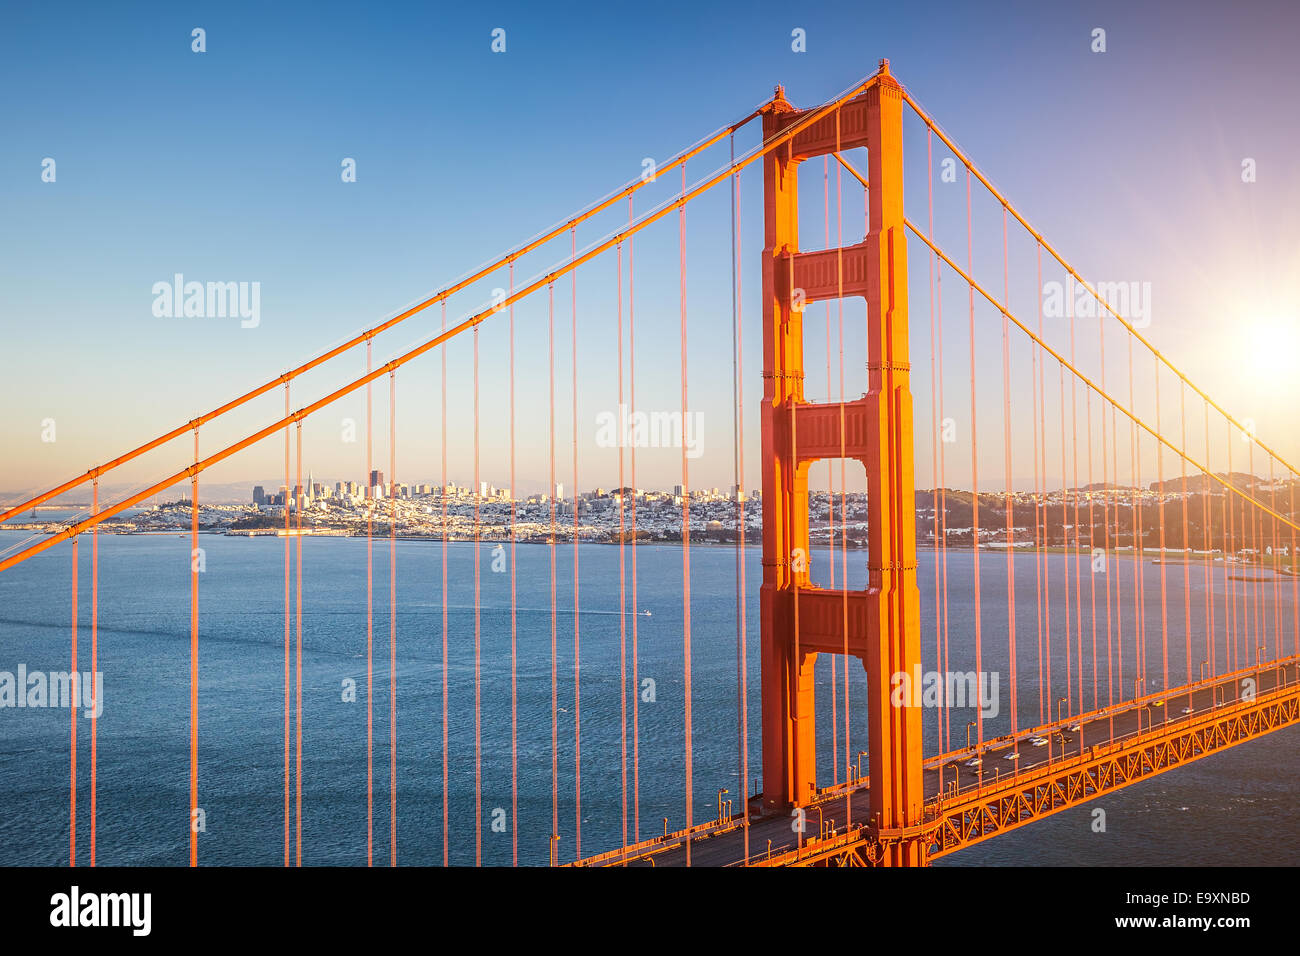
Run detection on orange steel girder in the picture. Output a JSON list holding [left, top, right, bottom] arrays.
[[928, 683, 1300, 861], [748, 682, 1300, 868], [759, 61, 925, 865]]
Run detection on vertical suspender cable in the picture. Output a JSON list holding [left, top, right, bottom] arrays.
[[628, 199, 641, 845], [70, 534, 78, 866], [1038, 246, 1051, 724], [1000, 207, 1017, 739], [389, 370, 397, 866], [823, 156, 838, 783], [1067, 290, 1081, 711], [1100, 303, 1115, 714], [965, 169, 984, 760], [366, 341, 374, 865], [90, 478, 99, 866], [1155, 361, 1169, 694], [189, 428, 199, 867], [570, 226, 582, 861], [1180, 382, 1193, 686], [294, 421, 303, 865], [729, 142, 749, 862], [283, 386, 291, 866], [616, 241, 629, 855], [926, 131, 945, 751], [835, 112, 851, 793], [473, 325, 482, 867], [548, 282, 559, 862], [509, 264, 519, 867], [680, 165, 695, 863], [440, 304, 450, 867]]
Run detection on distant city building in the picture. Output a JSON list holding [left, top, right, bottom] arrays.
[[253, 485, 266, 505]]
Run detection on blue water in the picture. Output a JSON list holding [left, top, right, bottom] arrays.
[[0, 528, 1296, 865]]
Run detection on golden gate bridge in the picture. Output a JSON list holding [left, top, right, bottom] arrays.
[[2, 60, 1297, 868]]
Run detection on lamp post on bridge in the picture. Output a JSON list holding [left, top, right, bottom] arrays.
[[1054, 697, 1066, 763], [1134, 678, 1144, 733], [717, 789, 729, 825]]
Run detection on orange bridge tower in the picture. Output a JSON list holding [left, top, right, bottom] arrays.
[[758, 60, 926, 865]]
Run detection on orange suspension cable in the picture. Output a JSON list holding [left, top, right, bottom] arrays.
[[0, 74, 891, 576], [907, 225, 1300, 570], [901, 89, 1300, 486], [0, 104, 772, 528]]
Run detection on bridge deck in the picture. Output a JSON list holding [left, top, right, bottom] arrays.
[[574, 658, 1300, 866]]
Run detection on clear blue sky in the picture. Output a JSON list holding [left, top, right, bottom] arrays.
[[2, 0, 1297, 500]]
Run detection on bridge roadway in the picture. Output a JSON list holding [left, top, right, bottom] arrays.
[[573, 656, 1300, 866]]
